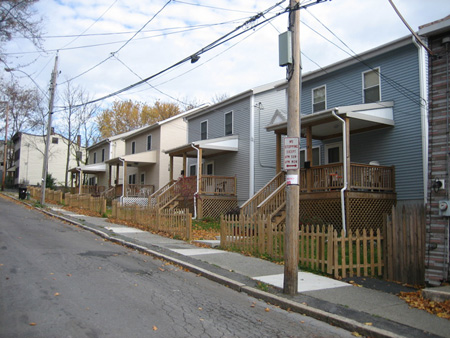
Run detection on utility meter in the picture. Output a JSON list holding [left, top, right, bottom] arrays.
[[439, 200, 450, 216]]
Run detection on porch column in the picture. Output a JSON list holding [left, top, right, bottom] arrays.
[[183, 153, 187, 177], [306, 126, 313, 193], [276, 133, 282, 173], [115, 164, 120, 185], [169, 155, 174, 183], [197, 148, 203, 193], [344, 117, 351, 184], [123, 161, 127, 197], [108, 165, 112, 187]]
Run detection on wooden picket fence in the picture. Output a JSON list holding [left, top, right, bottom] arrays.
[[220, 215, 383, 278], [64, 193, 107, 215], [112, 201, 192, 240], [28, 187, 64, 204]]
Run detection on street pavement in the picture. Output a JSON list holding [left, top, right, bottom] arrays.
[[4, 193, 450, 338]]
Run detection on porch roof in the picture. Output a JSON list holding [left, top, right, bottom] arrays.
[[106, 150, 158, 166], [68, 163, 107, 174], [164, 135, 239, 158], [266, 101, 394, 139]]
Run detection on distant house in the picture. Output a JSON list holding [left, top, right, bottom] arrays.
[[68, 129, 137, 195], [419, 15, 450, 286], [11, 131, 84, 187]]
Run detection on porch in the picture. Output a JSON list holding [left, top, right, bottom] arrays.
[[164, 136, 240, 218]]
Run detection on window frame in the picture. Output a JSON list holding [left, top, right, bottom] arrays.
[[147, 135, 152, 151], [93, 152, 97, 164], [200, 120, 208, 140], [224, 111, 233, 136], [362, 67, 381, 103], [128, 174, 136, 185], [312, 85, 327, 113], [101, 148, 105, 162], [131, 141, 136, 154]]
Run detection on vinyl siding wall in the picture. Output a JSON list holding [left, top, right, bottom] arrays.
[[300, 43, 423, 201], [188, 96, 252, 205]]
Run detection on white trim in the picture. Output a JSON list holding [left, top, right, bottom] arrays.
[[224, 111, 234, 136], [362, 67, 381, 103], [312, 84, 327, 113], [325, 142, 342, 164], [200, 120, 208, 140]]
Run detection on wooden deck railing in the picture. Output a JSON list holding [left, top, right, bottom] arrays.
[[157, 182, 180, 211], [300, 163, 395, 192], [257, 181, 287, 219], [125, 184, 155, 197], [201, 175, 236, 195], [240, 171, 285, 216]]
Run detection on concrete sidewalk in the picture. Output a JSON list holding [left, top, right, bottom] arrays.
[[10, 196, 450, 338]]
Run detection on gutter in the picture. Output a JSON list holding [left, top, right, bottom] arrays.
[[191, 143, 200, 219], [331, 109, 348, 236]]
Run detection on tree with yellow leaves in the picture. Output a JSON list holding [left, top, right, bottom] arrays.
[[97, 100, 181, 138]]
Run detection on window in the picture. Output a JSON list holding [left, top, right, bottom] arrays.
[[312, 86, 326, 113], [128, 174, 136, 184], [93, 152, 97, 164], [300, 147, 321, 167], [363, 68, 380, 103], [325, 142, 342, 164], [204, 162, 214, 175], [52, 137, 58, 144], [189, 165, 196, 176], [200, 121, 208, 140], [225, 112, 233, 136], [131, 141, 136, 154], [101, 148, 105, 162], [147, 135, 152, 151], [140, 173, 145, 185]]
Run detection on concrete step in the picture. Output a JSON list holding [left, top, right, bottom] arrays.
[[422, 285, 450, 302]]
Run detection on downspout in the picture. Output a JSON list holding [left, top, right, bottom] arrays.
[[119, 157, 125, 203], [249, 95, 255, 197], [191, 143, 200, 219], [331, 109, 348, 235], [412, 36, 429, 204]]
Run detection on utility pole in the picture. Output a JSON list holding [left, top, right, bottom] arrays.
[[1, 102, 9, 191], [41, 53, 59, 205], [284, 0, 301, 295]]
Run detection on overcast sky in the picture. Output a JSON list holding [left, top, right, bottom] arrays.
[[3, 0, 450, 113]]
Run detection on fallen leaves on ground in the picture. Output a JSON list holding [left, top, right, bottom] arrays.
[[399, 291, 450, 320]]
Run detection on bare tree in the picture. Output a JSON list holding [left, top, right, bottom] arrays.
[[0, 0, 43, 66], [58, 80, 99, 187]]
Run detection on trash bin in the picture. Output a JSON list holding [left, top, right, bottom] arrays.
[[18, 187, 27, 200]]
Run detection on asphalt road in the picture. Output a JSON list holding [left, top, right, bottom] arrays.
[[0, 196, 354, 338]]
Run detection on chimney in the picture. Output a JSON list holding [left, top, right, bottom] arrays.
[[51, 127, 55, 135], [77, 135, 81, 147]]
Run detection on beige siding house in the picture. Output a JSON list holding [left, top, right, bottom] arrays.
[[11, 132, 83, 187]]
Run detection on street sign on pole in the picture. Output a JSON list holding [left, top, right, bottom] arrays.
[[284, 137, 299, 170]]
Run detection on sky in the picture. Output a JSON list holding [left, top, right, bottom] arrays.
[[2, 0, 450, 115]]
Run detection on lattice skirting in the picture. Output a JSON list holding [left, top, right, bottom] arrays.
[[121, 197, 149, 206], [199, 195, 238, 219], [299, 191, 396, 232]]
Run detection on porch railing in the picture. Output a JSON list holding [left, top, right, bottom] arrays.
[[300, 163, 395, 192], [240, 171, 285, 216], [125, 184, 155, 197], [200, 175, 236, 195]]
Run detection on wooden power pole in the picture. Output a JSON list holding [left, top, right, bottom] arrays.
[[41, 53, 59, 205], [283, 0, 301, 295]]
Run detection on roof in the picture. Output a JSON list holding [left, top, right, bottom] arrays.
[[266, 102, 395, 140], [68, 163, 107, 173], [418, 15, 450, 36], [105, 150, 158, 166], [164, 135, 239, 158]]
